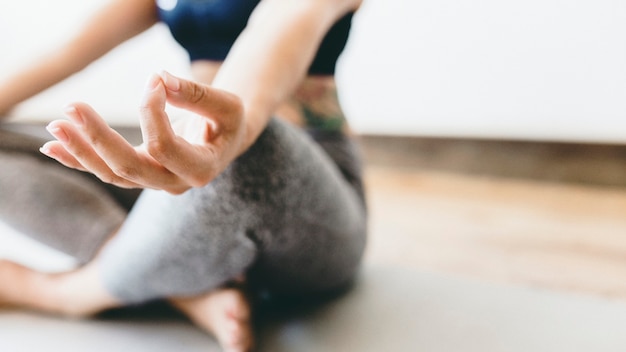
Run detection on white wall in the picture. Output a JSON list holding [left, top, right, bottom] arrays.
[[339, 0, 626, 143], [1, 0, 625, 143], [0, 0, 191, 123]]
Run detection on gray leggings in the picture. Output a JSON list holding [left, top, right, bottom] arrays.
[[0, 119, 367, 304]]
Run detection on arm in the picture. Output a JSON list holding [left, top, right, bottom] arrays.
[[213, 0, 362, 153], [0, 0, 158, 117], [41, 0, 362, 193]]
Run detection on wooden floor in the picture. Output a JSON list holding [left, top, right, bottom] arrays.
[[361, 136, 626, 302]]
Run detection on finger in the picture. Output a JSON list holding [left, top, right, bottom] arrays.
[[160, 71, 243, 134], [68, 102, 181, 188], [45, 119, 141, 189], [40, 140, 88, 172], [159, 71, 245, 184], [139, 73, 177, 149], [139, 74, 217, 187]]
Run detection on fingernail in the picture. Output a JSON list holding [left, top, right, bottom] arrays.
[[39, 143, 55, 158], [161, 71, 180, 92], [145, 73, 162, 91], [64, 105, 83, 125], [46, 123, 69, 143]]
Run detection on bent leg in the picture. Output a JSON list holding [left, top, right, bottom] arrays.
[[0, 125, 139, 263], [96, 118, 367, 304], [1, 119, 366, 309], [235, 120, 368, 296], [0, 152, 126, 263], [0, 125, 138, 316], [0, 119, 364, 352], [97, 181, 259, 303]]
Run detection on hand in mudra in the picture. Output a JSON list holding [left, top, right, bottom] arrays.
[[41, 72, 246, 194]]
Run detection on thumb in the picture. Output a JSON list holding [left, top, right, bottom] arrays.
[[159, 71, 243, 132], [138, 73, 175, 145]]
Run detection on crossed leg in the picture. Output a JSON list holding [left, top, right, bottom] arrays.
[[0, 255, 254, 352], [0, 118, 366, 352]]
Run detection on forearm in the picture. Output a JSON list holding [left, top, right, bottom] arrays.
[[0, 51, 88, 117], [0, 0, 157, 118], [211, 0, 360, 154]]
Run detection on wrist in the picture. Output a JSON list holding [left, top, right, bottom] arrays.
[[235, 102, 273, 156]]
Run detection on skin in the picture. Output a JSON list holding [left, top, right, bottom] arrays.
[[0, 0, 362, 350]]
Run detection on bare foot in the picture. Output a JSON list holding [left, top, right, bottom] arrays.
[[170, 288, 254, 352]]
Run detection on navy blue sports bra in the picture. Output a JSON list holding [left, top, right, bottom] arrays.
[[157, 0, 353, 75]]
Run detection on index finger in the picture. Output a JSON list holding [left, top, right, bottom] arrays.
[[67, 102, 181, 188]]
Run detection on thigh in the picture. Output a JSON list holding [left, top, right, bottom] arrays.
[[97, 181, 258, 303], [97, 119, 367, 303], [0, 123, 142, 211], [0, 125, 135, 263], [239, 120, 368, 296]]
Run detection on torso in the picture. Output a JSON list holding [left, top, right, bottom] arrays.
[[158, 0, 353, 134]]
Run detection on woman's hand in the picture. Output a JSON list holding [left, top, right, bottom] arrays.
[[40, 72, 246, 195]]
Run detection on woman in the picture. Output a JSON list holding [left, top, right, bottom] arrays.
[[0, 0, 366, 351]]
